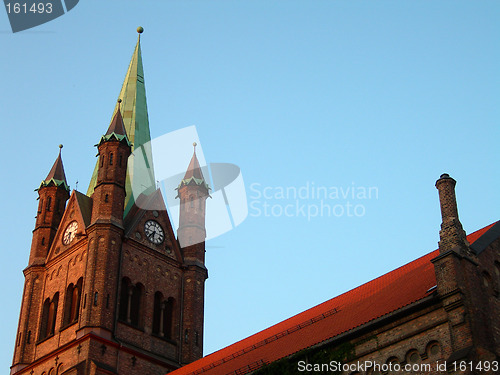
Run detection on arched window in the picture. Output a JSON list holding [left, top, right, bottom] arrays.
[[152, 292, 163, 335], [109, 152, 114, 165], [40, 298, 50, 339], [47, 293, 59, 336], [64, 284, 74, 325], [40, 293, 59, 341], [46, 197, 52, 211], [153, 293, 175, 339], [119, 278, 131, 322], [119, 278, 143, 328], [189, 195, 195, 209], [164, 297, 174, 339], [64, 278, 82, 326], [100, 155, 105, 167], [130, 283, 143, 326], [70, 284, 80, 320]]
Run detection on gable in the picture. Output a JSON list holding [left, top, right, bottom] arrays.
[[169, 222, 496, 375], [46, 191, 92, 263], [124, 189, 182, 262]]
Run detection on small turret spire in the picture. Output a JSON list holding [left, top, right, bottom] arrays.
[[40, 144, 69, 191], [182, 142, 204, 181], [105, 99, 127, 137]]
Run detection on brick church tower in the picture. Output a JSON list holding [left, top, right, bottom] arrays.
[[11, 29, 209, 375]]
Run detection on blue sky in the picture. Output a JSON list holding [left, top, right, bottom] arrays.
[[1, 0, 499, 371]]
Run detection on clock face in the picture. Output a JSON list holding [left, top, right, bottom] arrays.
[[62, 221, 79, 245], [144, 220, 164, 244]]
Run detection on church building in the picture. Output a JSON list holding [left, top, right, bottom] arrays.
[[11, 28, 209, 375], [11, 28, 500, 375], [169, 185, 500, 375]]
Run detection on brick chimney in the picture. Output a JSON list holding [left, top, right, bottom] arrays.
[[435, 173, 469, 255]]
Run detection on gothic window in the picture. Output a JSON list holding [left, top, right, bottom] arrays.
[[165, 297, 174, 339], [39, 293, 59, 341], [153, 293, 174, 339], [119, 277, 143, 328], [482, 271, 494, 295], [118, 278, 130, 321], [63, 278, 82, 326], [152, 292, 163, 335], [189, 195, 195, 210], [46, 197, 52, 211], [483, 271, 491, 287], [100, 155, 104, 167], [109, 152, 114, 165], [130, 283, 143, 326]]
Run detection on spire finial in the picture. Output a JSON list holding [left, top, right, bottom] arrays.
[[137, 26, 144, 34], [117, 98, 122, 110], [193, 142, 197, 149], [59, 144, 63, 154]]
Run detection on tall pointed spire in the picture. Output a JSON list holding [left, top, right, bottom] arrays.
[[40, 144, 69, 191], [87, 27, 156, 216]]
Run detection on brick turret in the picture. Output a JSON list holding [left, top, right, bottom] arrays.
[[176, 143, 210, 363], [12, 146, 70, 369], [29, 145, 70, 266], [82, 103, 131, 334]]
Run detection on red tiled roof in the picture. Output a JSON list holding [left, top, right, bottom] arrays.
[[170, 223, 496, 375]]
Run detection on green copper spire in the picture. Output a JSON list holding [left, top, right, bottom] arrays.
[[87, 28, 156, 217]]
